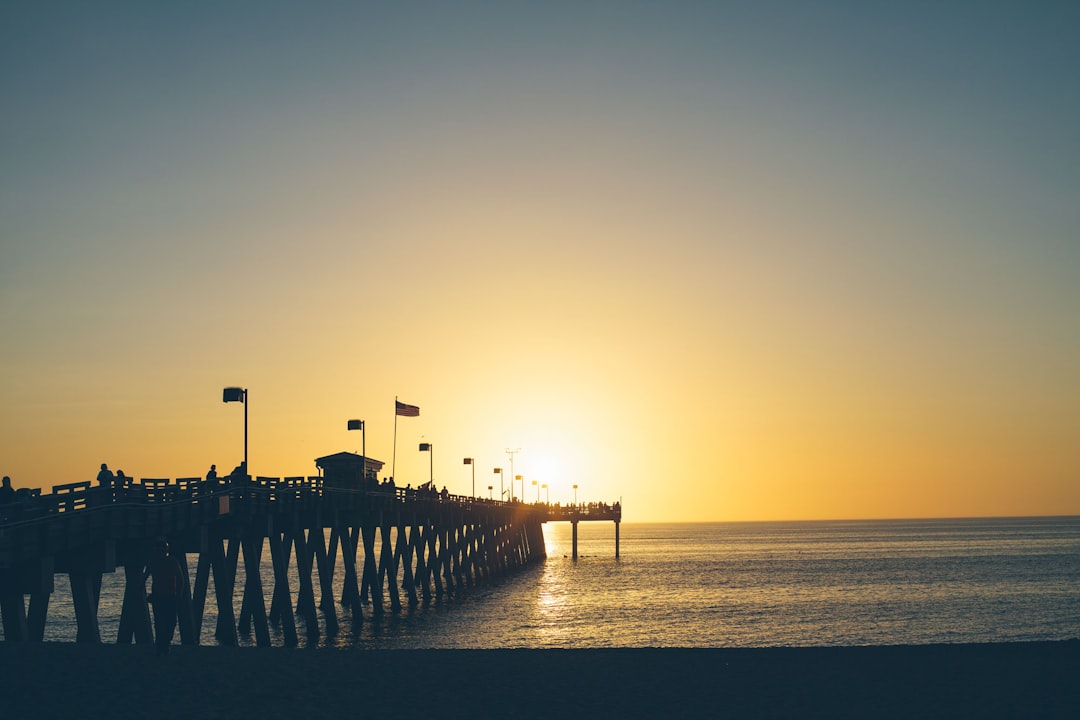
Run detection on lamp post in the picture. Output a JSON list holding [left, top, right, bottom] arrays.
[[348, 419, 365, 482], [532, 479, 538, 503], [542, 483, 548, 504], [222, 387, 248, 475], [505, 448, 520, 499], [573, 483, 578, 505], [419, 443, 433, 486], [494, 467, 503, 502], [463, 457, 474, 498], [515, 474, 523, 503], [488, 485, 493, 500]]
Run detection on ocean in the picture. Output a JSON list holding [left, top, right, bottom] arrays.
[[10, 516, 1080, 648]]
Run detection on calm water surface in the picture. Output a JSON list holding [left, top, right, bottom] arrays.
[[16, 517, 1080, 648]]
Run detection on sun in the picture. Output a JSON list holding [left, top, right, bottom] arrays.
[[527, 453, 557, 484]]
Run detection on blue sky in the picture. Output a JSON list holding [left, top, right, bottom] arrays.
[[2, 2, 1078, 520]]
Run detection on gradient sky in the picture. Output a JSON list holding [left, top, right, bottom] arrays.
[[2, 1, 1078, 521]]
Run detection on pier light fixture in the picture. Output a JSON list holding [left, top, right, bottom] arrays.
[[488, 485, 493, 500], [505, 449, 520, 501], [348, 419, 366, 481], [532, 479, 538, 503], [463, 457, 475, 498], [542, 483, 548, 504], [493, 467, 503, 502], [573, 484, 578, 505], [515, 474, 523, 503], [222, 387, 248, 475], [419, 443, 433, 485]]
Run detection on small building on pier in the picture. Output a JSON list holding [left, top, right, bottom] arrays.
[[315, 451, 383, 489]]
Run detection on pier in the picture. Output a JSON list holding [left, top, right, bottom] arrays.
[[0, 459, 620, 646]]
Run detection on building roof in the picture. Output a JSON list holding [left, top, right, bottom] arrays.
[[315, 451, 385, 470]]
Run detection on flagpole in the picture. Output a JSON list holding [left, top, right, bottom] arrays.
[[392, 396, 398, 480]]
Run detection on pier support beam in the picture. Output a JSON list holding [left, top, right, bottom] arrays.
[[69, 570, 102, 643], [212, 537, 239, 646], [337, 526, 361, 619], [294, 530, 320, 639], [397, 520, 418, 607], [27, 593, 50, 641], [238, 534, 270, 647], [379, 521, 400, 612], [191, 549, 211, 638], [1, 558, 53, 642], [414, 521, 432, 603], [0, 581, 27, 641], [268, 530, 298, 647], [175, 551, 197, 645], [312, 529, 339, 634], [360, 523, 381, 615]]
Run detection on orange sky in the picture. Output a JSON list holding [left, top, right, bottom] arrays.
[[2, 2, 1078, 521]]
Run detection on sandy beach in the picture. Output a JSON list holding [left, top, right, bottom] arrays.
[[1, 641, 1077, 719]]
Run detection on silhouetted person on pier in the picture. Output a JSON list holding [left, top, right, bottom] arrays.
[[95, 463, 116, 505], [228, 462, 247, 484], [145, 541, 184, 656], [97, 463, 115, 487], [0, 476, 14, 522], [0, 476, 14, 505], [206, 464, 217, 482]]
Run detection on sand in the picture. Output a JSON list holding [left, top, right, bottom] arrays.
[[1, 641, 1077, 719]]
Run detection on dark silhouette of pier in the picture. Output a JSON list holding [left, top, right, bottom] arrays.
[[0, 469, 620, 645]]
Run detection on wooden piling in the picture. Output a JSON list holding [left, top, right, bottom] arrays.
[[239, 534, 270, 647], [0, 578, 27, 641], [337, 524, 361, 620], [360, 522, 381, 615], [211, 537, 239, 646], [268, 529, 297, 647], [69, 570, 101, 643], [27, 592, 49, 642], [293, 530, 320, 638], [379, 521, 400, 612]]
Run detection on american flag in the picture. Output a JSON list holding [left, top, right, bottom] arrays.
[[395, 400, 420, 417]]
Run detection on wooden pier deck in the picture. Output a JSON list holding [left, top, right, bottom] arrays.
[[0, 475, 620, 645]]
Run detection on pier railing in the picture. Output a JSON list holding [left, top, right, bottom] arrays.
[[1, 475, 619, 531], [2, 480, 620, 569]]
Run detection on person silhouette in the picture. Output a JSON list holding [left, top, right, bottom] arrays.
[[96, 463, 114, 487], [0, 476, 15, 505], [95, 463, 116, 504], [114, 470, 128, 499]]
